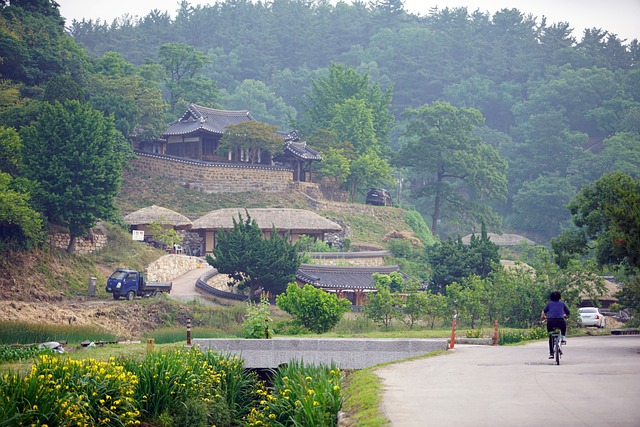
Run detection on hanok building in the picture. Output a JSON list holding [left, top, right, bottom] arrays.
[[191, 208, 342, 254], [296, 264, 412, 307], [123, 205, 193, 243], [153, 104, 321, 182]]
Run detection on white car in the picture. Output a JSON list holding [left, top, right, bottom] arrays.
[[578, 307, 607, 328]]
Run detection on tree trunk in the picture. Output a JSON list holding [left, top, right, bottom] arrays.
[[67, 234, 76, 254]]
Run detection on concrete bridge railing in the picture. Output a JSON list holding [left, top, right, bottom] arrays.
[[192, 338, 449, 369]]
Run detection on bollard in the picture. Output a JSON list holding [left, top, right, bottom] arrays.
[[146, 338, 154, 353], [186, 318, 192, 346], [88, 277, 96, 297], [449, 315, 457, 349], [493, 319, 499, 346]]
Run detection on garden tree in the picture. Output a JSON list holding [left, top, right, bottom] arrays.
[[397, 101, 508, 235], [315, 147, 350, 201], [276, 283, 352, 334], [484, 264, 547, 328], [157, 42, 215, 113], [364, 283, 401, 328], [615, 276, 640, 321], [511, 175, 577, 240], [296, 63, 394, 152], [220, 79, 296, 130], [20, 100, 126, 253], [206, 212, 301, 299], [424, 291, 448, 329], [148, 217, 182, 249], [550, 228, 590, 270], [400, 282, 429, 329], [218, 121, 283, 164], [564, 172, 640, 270], [346, 152, 393, 201], [446, 276, 486, 329], [372, 271, 406, 293]]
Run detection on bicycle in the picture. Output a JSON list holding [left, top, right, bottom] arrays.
[[549, 328, 563, 365]]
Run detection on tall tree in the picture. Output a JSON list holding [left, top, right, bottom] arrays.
[[568, 172, 640, 270], [20, 100, 127, 253], [397, 101, 508, 234], [296, 63, 394, 153]]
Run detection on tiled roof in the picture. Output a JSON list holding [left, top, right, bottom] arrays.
[[162, 104, 254, 137], [283, 140, 322, 161], [296, 264, 405, 290]]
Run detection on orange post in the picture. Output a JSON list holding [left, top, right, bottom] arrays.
[[449, 315, 457, 349], [493, 319, 499, 346]]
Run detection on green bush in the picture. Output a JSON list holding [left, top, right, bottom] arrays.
[[242, 296, 273, 339], [0, 345, 54, 363], [277, 283, 352, 334]]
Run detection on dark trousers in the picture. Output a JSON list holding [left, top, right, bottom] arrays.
[[546, 318, 566, 354]]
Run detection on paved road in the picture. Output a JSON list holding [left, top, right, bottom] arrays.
[[376, 335, 640, 427], [168, 265, 214, 303]]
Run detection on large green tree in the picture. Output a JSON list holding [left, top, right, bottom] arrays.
[[296, 63, 394, 154], [206, 212, 301, 299], [397, 101, 508, 234], [565, 172, 640, 270], [20, 100, 126, 253]]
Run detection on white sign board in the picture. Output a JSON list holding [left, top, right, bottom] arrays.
[[132, 230, 145, 241]]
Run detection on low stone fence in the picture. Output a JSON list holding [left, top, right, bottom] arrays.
[[48, 233, 108, 254], [146, 254, 203, 282], [309, 251, 388, 267], [192, 338, 449, 369]]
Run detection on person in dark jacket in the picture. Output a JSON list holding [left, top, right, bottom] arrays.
[[541, 291, 570, 359]]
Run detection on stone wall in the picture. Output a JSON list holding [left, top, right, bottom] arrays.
[[310, 252, 387, 266], [49, 233, 108, 254], [133, 152, 295, 193], [145, 254, 203, 282]]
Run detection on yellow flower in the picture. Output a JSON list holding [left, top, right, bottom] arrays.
[[334, 385, 340, 391]]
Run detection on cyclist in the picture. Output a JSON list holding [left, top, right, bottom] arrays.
[[541, 291, 570, 359]]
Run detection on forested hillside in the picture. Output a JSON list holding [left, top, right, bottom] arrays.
[[65, 0, 640, 240], [1, 0, 639, 249]]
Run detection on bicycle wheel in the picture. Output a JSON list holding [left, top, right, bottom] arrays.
[[555, 336, 561, 365]]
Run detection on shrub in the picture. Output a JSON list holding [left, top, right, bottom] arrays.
[[242, 296, 273, 339], [276, 283, 352, 334]]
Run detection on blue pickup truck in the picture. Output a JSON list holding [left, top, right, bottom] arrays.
[[105, 269, 172, 300]]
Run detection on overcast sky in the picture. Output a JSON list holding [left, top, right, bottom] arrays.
[[57, 0, 640, 42]]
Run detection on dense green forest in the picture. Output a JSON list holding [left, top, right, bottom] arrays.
[[1, 0, 638, 249]]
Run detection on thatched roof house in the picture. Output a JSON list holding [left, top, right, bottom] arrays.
[[124, 205, 193, 231], [462, 233, 535, 246], [192, 208, 342, 253]]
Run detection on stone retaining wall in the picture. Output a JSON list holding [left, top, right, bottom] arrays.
[[145, 254, 203, 282], [193, 338, 449, 369], [48, 233, 108, 254], [133, 152, 294, 193]]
